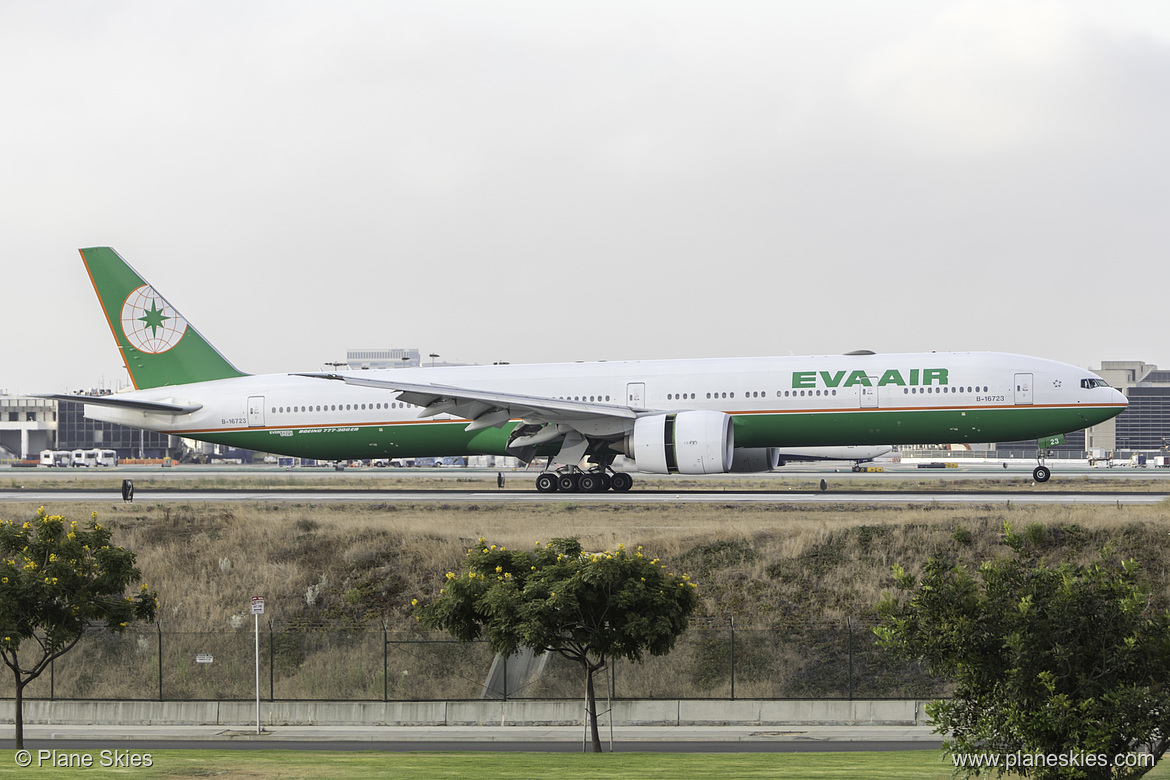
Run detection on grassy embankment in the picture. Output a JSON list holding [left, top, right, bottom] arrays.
[[0, 497, 1167, 701]]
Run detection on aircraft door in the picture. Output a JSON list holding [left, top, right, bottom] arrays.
[[626, 383, 646, 408], [1014, 374, 1033, 405], [859, 379, 878, 409], [247, 396, 266, 427]]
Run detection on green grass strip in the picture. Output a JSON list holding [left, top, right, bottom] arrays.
[[0, 749, 965, 779]]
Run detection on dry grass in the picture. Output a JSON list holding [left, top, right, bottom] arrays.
[[1, 498, 1168, 701], [2, 499, 1168, 631]]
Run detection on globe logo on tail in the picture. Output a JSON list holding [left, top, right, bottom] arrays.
[[120, 285, 188, 354]]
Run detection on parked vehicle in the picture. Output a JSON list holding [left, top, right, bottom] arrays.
[[39, 450, 72, 467], [71, 448, 117, 467]]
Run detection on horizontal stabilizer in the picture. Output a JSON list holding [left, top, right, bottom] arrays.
[[37, 394, 203, 415]]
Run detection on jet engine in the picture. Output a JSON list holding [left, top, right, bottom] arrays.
[[621, 410, 734, 474], [729, 447, 780, 473]]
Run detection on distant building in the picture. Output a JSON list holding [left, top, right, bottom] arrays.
[[344, 348, 467, 369], [0, 395, 55, 459], [55, 399, 179, 460], [346, 348, 421, 370], [1085, 361, 1170, 453]]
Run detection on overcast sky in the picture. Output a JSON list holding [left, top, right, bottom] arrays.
[[4, 1, 1169, 393]]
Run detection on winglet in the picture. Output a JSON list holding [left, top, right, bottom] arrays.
[[80, 247, 247, 389]]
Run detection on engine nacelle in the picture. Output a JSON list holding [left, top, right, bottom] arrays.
[[622, 410, 734, 474], [729, 447, 780, 473]]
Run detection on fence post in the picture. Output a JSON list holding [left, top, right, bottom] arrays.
[[157, 623, 163, 702], [269, 620, 275, 702], [730, 618, 735, 700], [847, 618, 854, 701], [383, 623, 388, 702], [50, 656, 54, 701]]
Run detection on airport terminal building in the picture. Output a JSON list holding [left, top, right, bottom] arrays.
[[1084, 361, 1170, 453]]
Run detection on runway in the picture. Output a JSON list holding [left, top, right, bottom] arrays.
[[1, 487, 1167, 505]]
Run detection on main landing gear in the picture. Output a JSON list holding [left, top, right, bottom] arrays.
[[535, 468, 634, 493]]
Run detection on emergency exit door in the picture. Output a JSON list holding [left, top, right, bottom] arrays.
[[247, 396, 266, 427], [626, 383, 645, 408], [1013, 374, 1033, 405]]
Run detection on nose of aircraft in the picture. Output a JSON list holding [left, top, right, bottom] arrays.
[[1113, 388, 1129, 409]]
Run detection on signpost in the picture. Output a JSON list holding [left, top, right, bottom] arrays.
[[251, 596, 264, 734]]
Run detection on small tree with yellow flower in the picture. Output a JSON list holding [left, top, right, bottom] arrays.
[[415, 537, 697, 752], [0, 508, 158, 748]]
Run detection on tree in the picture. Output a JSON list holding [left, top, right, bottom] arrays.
[[415, 537, 698, 752], [876, 522, 1170, 779], [0, 509, 158, 748]]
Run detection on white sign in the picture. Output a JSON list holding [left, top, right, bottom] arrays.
[[251, 596, 264, 615], [196, 654, 213, 664]]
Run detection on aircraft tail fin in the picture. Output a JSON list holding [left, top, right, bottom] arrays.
[[80, 247, 247, 389]]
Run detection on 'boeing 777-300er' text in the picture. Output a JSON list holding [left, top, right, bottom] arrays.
[[49, 248, 1128, 491]]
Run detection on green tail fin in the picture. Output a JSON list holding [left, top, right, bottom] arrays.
[[80, 247, 247, 389]]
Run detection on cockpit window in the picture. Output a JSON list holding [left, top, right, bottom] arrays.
[[1080, 378, 1110, 389]]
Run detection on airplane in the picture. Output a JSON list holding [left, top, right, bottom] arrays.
[[48, 247, 1128, 492]]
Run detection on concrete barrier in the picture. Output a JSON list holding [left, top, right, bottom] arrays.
[[4, 699, 929, 728]]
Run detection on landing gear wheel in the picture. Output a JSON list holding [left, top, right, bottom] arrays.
[[579, 472, 608, 492], [535, 473, 558, 493], [609, 472, 634, 492], [557, 473, 580, 492], [1033, 465, 1051, 483]]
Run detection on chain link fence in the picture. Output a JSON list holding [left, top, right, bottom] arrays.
[[0, 620, 947, 702]]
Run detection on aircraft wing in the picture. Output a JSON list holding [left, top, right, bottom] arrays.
[[296, 373, 642, 433], [37, 394, 203, 415]]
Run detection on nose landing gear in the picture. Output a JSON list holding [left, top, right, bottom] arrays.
[[1033, 447, 1053, 483]]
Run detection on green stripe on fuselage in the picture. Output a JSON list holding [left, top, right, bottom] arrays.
[[732, 405, 1116, 448]]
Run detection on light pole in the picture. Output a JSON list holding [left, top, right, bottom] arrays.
[[429, 353, 439, 367]]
